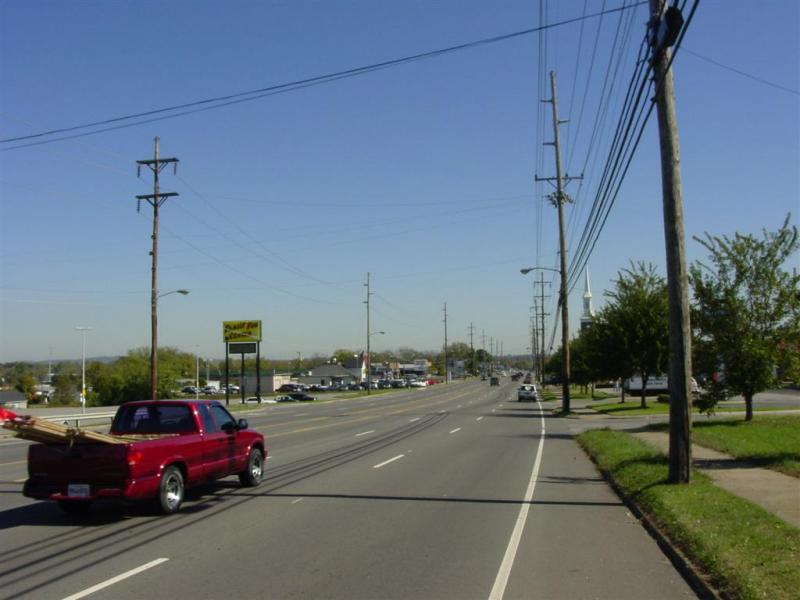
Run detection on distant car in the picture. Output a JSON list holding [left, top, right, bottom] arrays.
[[289, 393, 315, 402], [518, 384, 538, 402], [276, 384, 300, 393], [201, 386, 218, 394], [226, 385, 240, 393], [181, 386, 198, 394], [275, 395, 297, 402], [409, 379, 427, 388], [245, 396, 276, 404]]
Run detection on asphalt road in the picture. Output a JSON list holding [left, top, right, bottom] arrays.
[[0, 380, 696, 600]]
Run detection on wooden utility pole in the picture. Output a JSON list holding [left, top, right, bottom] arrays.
[[364, 272, 372, 394], [535, 272, 551, 384], [136, 137, 178, 401], [649, 0, 692, 483], [443, 302, 448, 383], [468, 322, 475, 376], [537, 71, 581, 413]]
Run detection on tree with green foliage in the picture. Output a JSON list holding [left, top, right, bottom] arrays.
[[14, 371, 37, 401], [331, 348, 356, 366], [582, 308, 636, 403], [51, 371, 79, 406], [690, 215, 800, 421], [603, 262, 669, 408]]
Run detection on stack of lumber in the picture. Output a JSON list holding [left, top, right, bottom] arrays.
[[2, 415, 127, 445]]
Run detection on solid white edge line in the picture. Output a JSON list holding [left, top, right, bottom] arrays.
[[355, 430, 375, 437], [488, 399, 545, 600], [476, 416, 484, 421], [409, 418, 420, 422], [373, 454, 404, 469], [61, 558, 169, 600], [449, 428, 461, 434]]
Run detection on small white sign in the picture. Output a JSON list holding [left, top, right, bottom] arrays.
[[68, 484, 90, 498]]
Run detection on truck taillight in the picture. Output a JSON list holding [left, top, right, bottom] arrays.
[[128, 450, 143, 467]]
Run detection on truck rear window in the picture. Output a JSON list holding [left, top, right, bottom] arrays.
[[112, 405, 196, 434]]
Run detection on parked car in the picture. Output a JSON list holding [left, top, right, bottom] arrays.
[[276, 384, 300, 393], [181, 386, 198, 394], [289, 393, 316, 402], [518, 384, 538, 402], [409, 379, 427, 388], [275, 395, 297, 402]]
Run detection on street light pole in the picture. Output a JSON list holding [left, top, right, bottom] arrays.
[[150, 289, 189, 400], [75, 326, 92, 414]]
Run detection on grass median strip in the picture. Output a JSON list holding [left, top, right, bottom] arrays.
[[578, 429, 800, 600]]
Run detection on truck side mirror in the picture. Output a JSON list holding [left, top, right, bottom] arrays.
[[237, 418, 248, 430]]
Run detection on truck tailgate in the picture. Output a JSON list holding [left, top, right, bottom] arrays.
[[25, 443, 130, 499]]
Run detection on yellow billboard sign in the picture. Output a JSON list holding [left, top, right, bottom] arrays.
[[223, 320, 262, 343]]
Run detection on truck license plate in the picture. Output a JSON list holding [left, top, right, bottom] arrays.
[[68, 484, 90, 498]]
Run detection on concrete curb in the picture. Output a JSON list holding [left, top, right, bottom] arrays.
[[580, 447, 725, 600]]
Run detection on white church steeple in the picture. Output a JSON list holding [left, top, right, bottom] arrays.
[[580, 268, 595, 330]]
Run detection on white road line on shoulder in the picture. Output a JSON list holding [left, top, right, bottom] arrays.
[[449, 428, 461, 434], [373, 454, 405, 469], [488, 399, 546, 600], [409, 417, 420, 422], [355, 430, 375, 437], [0, 459, 26, 467], [476, 416, 484, 421], [61, 558, 169, 600], [292, 498, 304, 504]]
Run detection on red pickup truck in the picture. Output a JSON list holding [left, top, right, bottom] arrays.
[[23, 400, 266, 514]]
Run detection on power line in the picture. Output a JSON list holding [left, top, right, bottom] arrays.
[[2, 2, 648, 150], [683, 47, 799, 96], [566, 0, 699, 294]]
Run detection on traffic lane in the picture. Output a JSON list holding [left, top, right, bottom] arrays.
[[0, 383, 512, 599], [499, 402, 695, 599], [69, 385, 541, 599], [0, 389, 498, 599], [245, 380, 499, 447], [0, 439, 33, 514]]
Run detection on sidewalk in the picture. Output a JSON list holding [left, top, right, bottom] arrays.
[[630, 430, 800, 528]]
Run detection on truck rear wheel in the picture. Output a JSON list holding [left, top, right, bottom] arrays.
[[239, 448, 264, 487], [158, 466, 184, 514]]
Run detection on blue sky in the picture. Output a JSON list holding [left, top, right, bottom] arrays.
[[1, 0, 798, 363]]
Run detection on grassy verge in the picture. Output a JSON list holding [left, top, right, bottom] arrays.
[[578, 429, 800, 599], [591, 401, 793, 417], [537, 386, 612, 402], [650, 416, 800, 478]]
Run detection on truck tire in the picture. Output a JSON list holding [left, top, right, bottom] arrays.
[[239, 448, 264, 487], [58, 499, 92, 514], [158, 466, 184, 514]]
